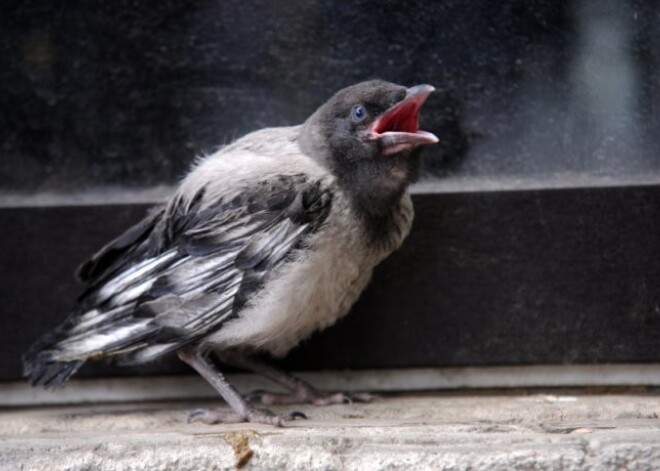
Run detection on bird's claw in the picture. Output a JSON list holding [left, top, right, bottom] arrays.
[[246, 408, 307, 427], [246, 388, 375, 406], [186, 406, 307, 426], [289, 410, 307, 420], [311, 391, 375, 406], [187, 408, 208, 423]]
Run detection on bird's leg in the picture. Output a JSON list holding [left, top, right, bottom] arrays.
[[217, 350, 373, 406], [177, 347, 306, 426]]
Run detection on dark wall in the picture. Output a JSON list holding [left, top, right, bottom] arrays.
[[3, 186, 660, 380], [1, 1, 659, 380], [1, 0, 659, 195]]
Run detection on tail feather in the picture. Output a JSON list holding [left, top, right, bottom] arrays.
[[23, 351, 84, 389], [22, 207, 171, 389]]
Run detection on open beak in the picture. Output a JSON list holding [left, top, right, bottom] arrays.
[[368, 84, 439, 155]]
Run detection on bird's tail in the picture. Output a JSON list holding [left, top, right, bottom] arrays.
[[22, 320, 85, 389], [22, 352, 84, 389], [22, 206, 169, 389]]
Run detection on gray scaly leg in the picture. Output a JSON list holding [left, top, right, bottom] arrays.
[[177, 348, 306, 426], [217, 351, 374, 406]]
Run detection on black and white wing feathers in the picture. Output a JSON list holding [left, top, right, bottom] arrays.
[[23, 174, 333, 387]]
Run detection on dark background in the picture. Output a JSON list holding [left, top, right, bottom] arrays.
[[1, 0, 659, 194], [3, 185, 660, 381], [1, 0, 659, 380]]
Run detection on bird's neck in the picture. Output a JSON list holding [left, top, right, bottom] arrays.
[[298, 119, 419, 237], [336, 156, 419, 244]]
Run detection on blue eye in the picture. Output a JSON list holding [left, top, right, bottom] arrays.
[[351, 104, 367, 122]]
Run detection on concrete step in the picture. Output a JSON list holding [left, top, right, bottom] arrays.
[[2, 390, 660, 470]]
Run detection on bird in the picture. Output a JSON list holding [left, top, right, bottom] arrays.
[[23, 80, 438, 426]]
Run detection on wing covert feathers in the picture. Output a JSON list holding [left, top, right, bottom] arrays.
[[24, 174, 333, 387]]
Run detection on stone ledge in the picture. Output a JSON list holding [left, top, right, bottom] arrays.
[[2, 390, 660, 470]]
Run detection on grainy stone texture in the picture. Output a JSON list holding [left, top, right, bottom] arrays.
[[2, 389, 659, 470]]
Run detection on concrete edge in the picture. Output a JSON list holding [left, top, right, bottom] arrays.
[[3, 364, 660, 407]]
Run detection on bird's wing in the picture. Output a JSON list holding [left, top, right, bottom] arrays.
[[24, 173, 333, 386]]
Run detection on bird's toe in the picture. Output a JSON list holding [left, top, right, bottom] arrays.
[[246, 408, 307, 427], [244, 389, 269, 404], [187, 406, 308, 426], [311, 391, 375, 406], [348, 391, 375, 403], [187, 408, 245, 424]]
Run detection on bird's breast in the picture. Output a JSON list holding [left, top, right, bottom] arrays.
[[204, 191, 414, 356]]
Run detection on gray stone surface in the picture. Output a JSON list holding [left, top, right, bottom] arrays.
[[2, 389, 660, 470]]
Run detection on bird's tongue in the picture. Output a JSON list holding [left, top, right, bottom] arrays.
[[373, 100, 422, 135], [370, 84, 439, 155]]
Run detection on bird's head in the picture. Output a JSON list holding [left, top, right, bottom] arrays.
[[300, 80, 438, 215]]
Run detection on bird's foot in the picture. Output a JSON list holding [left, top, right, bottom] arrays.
[[246, 388, 374, 406], [187, 407, 306, 427]]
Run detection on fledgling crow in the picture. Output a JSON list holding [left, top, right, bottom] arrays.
[[23, 80, 438, 426]]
